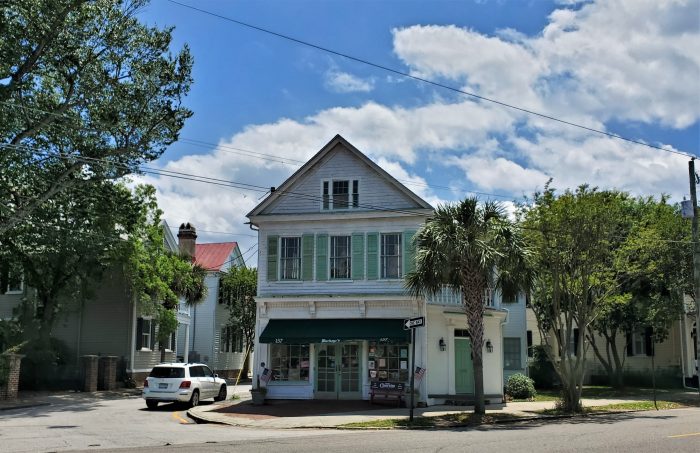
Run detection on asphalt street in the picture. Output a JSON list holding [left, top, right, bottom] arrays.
[[94, 407, 700, 453], [0, 387, 332, 452], [1, 391, 700, 452]]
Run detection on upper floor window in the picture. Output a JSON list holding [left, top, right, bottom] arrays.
[[322, 179, 359, 210], [280, 237, 301, 280], [5, 271, 23, 294], [330, 235, 351, 279], [381, 233, 401, 279]]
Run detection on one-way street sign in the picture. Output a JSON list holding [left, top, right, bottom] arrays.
[[404, 316, 425, 329]]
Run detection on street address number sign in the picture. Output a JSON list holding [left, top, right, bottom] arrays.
[[404, 316, 425, 329]]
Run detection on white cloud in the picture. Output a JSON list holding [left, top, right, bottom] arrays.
[[392, 0, 700, 128], [324, 70, 375, 93], [144, 0, 697, 267]]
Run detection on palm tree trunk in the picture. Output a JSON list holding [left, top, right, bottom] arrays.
[[463, 271, 486, 415]]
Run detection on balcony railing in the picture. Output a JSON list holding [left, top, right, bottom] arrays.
[[426, 286, 495, 307]]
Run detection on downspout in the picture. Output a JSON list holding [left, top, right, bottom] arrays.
[[129, 294, 136, 377], [500, 305, 510, 393]]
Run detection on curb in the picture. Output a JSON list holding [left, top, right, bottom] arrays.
[[187, 406, 656, 430], [0, 402, 51, 412]]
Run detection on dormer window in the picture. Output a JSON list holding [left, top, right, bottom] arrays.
[[322, 179, 359, 210]]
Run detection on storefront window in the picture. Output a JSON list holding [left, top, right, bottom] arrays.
[[270, 344, 310, 381], [368, 342, 409, 383]]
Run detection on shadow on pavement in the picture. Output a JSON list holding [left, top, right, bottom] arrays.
[[214, 399, 396, 419]]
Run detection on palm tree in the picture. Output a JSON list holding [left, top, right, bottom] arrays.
[[405, 197, 531, 414]]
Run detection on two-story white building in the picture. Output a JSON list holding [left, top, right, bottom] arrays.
[[247, 135, 524, 405]]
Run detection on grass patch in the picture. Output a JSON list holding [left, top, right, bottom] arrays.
[[511, 391, 558, 402], [229, 394, 240, 401], [340, 412, 522, 429], [537, 400, 690, 416]]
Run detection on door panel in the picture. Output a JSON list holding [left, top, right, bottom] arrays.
[[315, 344, 337, 399], [455, 339, 474, 394], [315, 342, 361, 399], [338, 343, 360, 398]]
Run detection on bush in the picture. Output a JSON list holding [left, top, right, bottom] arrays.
[[505, 373, 537, 399]]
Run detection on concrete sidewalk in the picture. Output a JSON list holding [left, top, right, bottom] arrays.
[[188, 397, 642, 429], [0, 388, 143, 411]]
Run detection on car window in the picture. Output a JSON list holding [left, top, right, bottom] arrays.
[[189, 366, 203, 377], [202, 366, 213, 377], [149, 367, 185, 379]]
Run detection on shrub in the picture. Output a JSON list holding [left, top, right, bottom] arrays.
[[505, 373, 537, 399]]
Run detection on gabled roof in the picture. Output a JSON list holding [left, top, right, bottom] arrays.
[[195, 242, 239, 271], [247, 134, 433, 218]]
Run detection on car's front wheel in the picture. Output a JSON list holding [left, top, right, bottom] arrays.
[[146, 399, 159, 410], [214, 385, 227, 402], [188, 390, 200, 408]]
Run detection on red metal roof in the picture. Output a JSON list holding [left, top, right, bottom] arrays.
[[194, 242, 238, 271]]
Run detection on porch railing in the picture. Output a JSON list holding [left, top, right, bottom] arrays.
[[425, 286, 496, 307]]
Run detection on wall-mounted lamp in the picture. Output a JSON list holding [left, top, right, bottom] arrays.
[[485, 340, 493, 353], [439, 338, 446, 351]]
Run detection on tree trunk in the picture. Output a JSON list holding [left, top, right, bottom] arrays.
[[462, 270, 486, 415]]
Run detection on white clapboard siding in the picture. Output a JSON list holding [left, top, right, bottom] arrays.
[[257, 216, 424, 297], [265, 144, 419, 215]]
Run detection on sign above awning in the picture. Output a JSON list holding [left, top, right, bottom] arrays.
[[259, 318, 410, 344]]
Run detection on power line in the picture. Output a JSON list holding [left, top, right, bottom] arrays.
[[2, 143, 434, 217], [165, 0, 695, 159]]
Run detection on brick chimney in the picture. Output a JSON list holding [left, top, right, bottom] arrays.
[[177, 222, 197, 260]]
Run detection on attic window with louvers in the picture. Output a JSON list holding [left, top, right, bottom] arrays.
[[322, 179, 359, 210]]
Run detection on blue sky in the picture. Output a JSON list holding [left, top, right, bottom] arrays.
[[135, 0, 700, 263]]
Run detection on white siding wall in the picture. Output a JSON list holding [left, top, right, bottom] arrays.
[[425, 305, 506, 404], [499, 293, 528, 383], [257, 216, 425, 297], [265, 145, 419, 215], [0, 293, 23, 320], [189, 274, 219, 368]]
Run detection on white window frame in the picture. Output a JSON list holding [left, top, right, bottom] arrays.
[[140, 318, 153, 351], [5, 271, 24, 294], [280, 236, 301, 280], [380, 233, 402, 279], [330, 235, 351, 279], [632, 331, 646, 356], [320, 178, 359, 211], [504, 337, 522, 370]]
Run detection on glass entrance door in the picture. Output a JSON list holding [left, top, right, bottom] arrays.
[[315, 342, 361, 399]]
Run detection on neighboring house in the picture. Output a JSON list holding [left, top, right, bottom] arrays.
[[49, 221, 191, 383], [526, 306, 698, 387], [1, 221, 191, 385], [176, 223, 248, 378], [247, 135, 524, 404]]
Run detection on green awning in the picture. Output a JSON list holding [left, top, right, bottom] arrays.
[[259, 318, 410, 344]]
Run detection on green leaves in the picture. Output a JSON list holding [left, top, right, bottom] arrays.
[[220, 266, 257, 351], [1, 0, 193, 234]]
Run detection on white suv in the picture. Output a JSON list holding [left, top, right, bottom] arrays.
[[142, 363, 228, 409]]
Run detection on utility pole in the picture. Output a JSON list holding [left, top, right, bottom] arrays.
[[688, 159, 700, 397]]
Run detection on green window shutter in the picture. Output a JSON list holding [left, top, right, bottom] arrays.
[[403, 230, 417, 276], [150, 320, 156, 350], [267, 235, 279, 282], [302, 234, 314, 281], [316, 234, 328, 281], [351, 233, 365, 280], [136, 318, 143, 350], [366, 233, 378, 280]]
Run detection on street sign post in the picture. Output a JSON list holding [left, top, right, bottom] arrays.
[[404, 316, 425, 422], [404, 316, 425, 330]]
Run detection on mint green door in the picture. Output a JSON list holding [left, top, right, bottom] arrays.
[[455, 339, 474, 394], [315, 343, 361, 399]]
